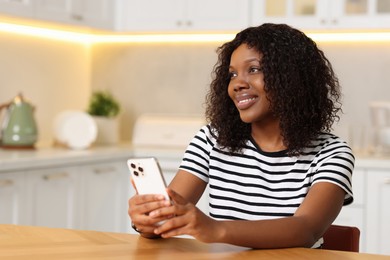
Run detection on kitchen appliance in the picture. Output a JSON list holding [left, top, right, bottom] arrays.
[[0, 93, 38, 149], [131, 113, 209, 214], [370, 101, 390, 154]]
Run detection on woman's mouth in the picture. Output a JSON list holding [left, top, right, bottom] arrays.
[[236, 96, 258, 110]]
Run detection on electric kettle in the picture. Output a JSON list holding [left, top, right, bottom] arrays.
[[0, 93, 38, 149]]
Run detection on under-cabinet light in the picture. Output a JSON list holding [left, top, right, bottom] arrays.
[[0, 22, 91, 44], [2, 21, 390, 44]]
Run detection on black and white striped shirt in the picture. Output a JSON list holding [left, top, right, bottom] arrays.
[[179, 124, 354, 247]]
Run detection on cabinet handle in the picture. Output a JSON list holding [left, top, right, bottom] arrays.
[[176, 20, 182, 26], [93, 167, 116, 175], [71, 14, 84, 21], [0, 179, 14, 187], [42, 172, 69, 181], [186, 21, 192, 27]]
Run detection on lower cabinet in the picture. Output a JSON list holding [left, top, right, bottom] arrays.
[[25, 166, 81, 229], [0, 172, 26, 225], [366, 170, 390, 255], [81, 161, 131, 233], [333, 165, 390, 255], [0, 159, 132, 233]]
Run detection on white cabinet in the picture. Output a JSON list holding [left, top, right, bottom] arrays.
[[0, 172, 26, 225], [118, 0, 249, 32], [366, 169, 390, 255], [25, 166, 81, 229], [81, 161, 131, 233], [0, 0, 34, 17], [251, 0, 390, 30], [333, 163, 390, 255], [0, 0, 116, 30], [34, 0, 116, 30]]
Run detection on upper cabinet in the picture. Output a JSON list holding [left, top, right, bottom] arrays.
[[0, 0, 34, 17], [34, 0, 116, 30], [2, 0, 390, 32], [0, 0, 116, 30], [251, 0, 390, 30], [117, 0, 249, 32]]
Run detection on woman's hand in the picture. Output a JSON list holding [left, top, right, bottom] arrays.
[[149, 188, 222, 243], [128, 193, 171, 236]]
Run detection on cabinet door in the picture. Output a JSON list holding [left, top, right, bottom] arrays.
[[81, 161, 131, 233], [75, 0, 116, 30], [251, 0, 328, 30], [34, 0, 75, 24], [25, 166, 80, 229], [0, 172, 25, 224], [0, 0, 34, 17], [366, 169, 390, 255], [34, 0, 115, 29], [331, 0, 390, 29], [118, 0, 185, 32], [186, 0, 249, 31]]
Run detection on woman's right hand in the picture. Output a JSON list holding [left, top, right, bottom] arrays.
[[128, 193, 171, 237]]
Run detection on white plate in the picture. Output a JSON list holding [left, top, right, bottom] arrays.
[[54, 110, 97, 150]]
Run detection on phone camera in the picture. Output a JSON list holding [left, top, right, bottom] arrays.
[[130, 163, 136, 169], [133, 171, 139, 176]]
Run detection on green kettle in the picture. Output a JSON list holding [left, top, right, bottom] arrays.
[[0, 93, 38, 149]]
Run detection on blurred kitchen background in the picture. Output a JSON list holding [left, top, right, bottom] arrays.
[[1, 0, 390, 255], [0, 0, 389, 150]]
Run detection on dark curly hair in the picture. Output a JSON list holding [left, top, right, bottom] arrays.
[[205, 23, 341, 156]]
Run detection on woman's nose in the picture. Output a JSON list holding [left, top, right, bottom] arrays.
[[233, 75, 249, 91]]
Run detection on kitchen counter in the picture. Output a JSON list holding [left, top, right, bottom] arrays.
[[1, 224, 389, 260], [1, 144, 390, 173], [0, 144, 133, 172]]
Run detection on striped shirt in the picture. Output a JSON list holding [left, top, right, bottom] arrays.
[[179, 124, 355, 248]]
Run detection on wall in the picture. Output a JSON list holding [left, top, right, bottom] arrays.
[[90, 42, 217, 141], [91, 41, 390, 149], [1, 32, 389, 149], [0, 32, 91, 147]]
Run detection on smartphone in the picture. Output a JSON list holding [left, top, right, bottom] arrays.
[[127, 157, 169, 201]]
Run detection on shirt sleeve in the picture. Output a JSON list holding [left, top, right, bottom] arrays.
[[312, 140, 355, 206], [179, 125, 214, 183]]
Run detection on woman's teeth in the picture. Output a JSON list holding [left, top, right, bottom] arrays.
[[238, 97, 256, 104]]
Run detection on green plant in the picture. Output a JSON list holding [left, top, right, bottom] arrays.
[[87, 91, 120, 118]]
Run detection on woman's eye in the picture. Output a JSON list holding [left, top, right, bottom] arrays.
[[229, 71, 237, 78], [249, 67, 261, 73]]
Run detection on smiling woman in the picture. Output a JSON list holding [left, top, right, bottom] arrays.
[[127, 23, 354, 250]]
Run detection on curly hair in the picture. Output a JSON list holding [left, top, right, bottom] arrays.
[[205, 23, 341, 156]]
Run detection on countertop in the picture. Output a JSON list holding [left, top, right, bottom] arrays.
[[0, 144, 133, 172], [1, 224, 388, 260], [1, 144, 390, 173]]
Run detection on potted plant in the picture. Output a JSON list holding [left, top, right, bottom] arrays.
[[87, 91, 121, 145]]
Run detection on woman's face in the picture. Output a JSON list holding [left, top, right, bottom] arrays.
[[227, 44, 274, 125]]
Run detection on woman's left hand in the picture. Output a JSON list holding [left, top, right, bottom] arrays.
[[149, 188, 221, 243]]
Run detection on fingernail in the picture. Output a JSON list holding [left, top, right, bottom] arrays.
[[149, 211, 156, 217]]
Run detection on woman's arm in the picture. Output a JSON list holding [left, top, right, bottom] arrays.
[[152, 173, 346, 249], [168, 169, 208, 205]]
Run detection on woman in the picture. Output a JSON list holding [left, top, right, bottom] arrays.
[[128, 23, 354, 249]]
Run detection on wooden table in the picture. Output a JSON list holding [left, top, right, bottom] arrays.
[[1, 225, 389, 260]]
